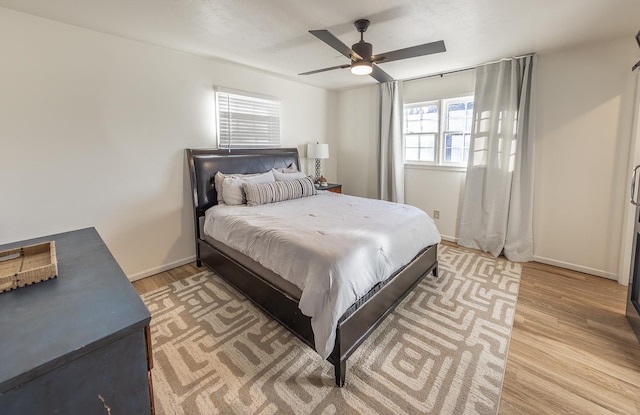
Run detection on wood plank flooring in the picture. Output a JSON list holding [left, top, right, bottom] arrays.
[[500, 261, 640, 415], [133, 252, 640, 414]]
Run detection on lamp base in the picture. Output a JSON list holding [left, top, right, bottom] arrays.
[[314, 159, 321, 183]]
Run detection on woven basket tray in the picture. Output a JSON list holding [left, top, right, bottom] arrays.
[[0, 241, 58, 293]]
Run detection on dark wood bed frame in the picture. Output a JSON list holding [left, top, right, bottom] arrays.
[[186, 148, 438, 387]]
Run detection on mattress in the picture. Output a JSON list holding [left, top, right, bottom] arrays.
[[202, 233, 303, 300], [203, 191, 441, 358]]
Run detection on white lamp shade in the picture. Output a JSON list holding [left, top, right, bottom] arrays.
[[307, 143, 329, 159]]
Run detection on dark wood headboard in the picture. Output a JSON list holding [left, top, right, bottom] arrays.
[[186, 148, 300, 218]]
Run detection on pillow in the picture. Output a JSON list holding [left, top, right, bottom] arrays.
[[276, 163, 299, 173], [271, 168, 307, 181], [221, 171, 276, 205], [243, 177, 317, 206], [214, 171, 274, 204]]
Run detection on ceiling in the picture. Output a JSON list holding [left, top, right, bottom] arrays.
[[1, 0, 638, 90]]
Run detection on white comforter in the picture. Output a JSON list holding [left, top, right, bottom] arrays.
[[203, 192, 441, 358]]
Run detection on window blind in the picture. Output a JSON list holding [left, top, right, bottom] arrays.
[[215, 87, 281, 148]]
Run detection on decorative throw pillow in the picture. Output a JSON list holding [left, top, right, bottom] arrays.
[[221, 171, 276, 205], [243, 177, 317, 206], [277, 163, 299, 173], [271, 168, 307, 181], [214, 171, 274, 204]]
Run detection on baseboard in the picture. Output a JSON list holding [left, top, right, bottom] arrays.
[[440, 235, 458, 243], [532, 255, 617, 281], [441, 239, 617, 281], [128, 255, 197, 282]]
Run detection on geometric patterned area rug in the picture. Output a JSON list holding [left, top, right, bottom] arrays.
[[141, 244, 521, 415]]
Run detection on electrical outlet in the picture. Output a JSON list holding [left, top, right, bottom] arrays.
[[433, 210, 440, 219]]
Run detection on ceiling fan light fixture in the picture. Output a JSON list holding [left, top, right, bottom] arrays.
[[351, 60, 372, 75]]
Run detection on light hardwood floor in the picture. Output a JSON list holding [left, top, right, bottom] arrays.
[[500, 261, 640, 414], [133, 251, 640, 414]]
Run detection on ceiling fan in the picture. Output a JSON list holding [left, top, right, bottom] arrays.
[[299, 19, 446, 83]]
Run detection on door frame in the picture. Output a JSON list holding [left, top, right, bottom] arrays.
[[618, 71, 640, 285]]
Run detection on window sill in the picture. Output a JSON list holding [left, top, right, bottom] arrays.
[[404, 163, 467, 172]]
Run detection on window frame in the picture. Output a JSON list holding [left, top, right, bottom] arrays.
[[215, 86, 281, 149], [403, 100, 441, 164], [403, 95, 474, 169]]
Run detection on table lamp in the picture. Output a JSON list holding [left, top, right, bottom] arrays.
[[307, 143, 329, 183]]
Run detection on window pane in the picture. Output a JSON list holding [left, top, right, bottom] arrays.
[[419, 134, 435, 147], [405, 131, 435, 163], [404, 104, 439, 134], [405, 147, 419, 161], [450, 134, 464, 148], [420, 148, 435, 162], [447, 102, 467, 131], [406, 119, 422, 134], [445, 98, 475, 131], [405, 135, 419, 147], [422, 106, 438, 133], [449, 148, 464, 163], [422, 117, 438, 133], [444, 133, 469, 163]]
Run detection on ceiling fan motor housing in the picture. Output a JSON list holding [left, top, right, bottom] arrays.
[[352, 41, 372, 62]]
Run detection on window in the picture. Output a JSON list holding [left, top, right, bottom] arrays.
[[403, 96, 474, 166], [215, 87, 281, 148]]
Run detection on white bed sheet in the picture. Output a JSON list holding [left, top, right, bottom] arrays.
[[203, 191, 441, 358]]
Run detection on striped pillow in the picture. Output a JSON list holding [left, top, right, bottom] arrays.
[[243, 177, 317, 206]]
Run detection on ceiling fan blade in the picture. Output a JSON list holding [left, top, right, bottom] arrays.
[[373, 40, 446, 64], [370, 64, 394, 83], [309, 30, 362, 60], [299, 64, 351, 76]]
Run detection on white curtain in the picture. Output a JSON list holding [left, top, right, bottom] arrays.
[[458, 55, 536, 262], [378, 81, 405, 203]]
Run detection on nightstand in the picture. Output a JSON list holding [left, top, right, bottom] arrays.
[[316, 183, 342, 194]]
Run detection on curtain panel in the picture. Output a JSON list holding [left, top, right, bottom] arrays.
[[458, 55, 536, 262], [378, 81, 405, 203]]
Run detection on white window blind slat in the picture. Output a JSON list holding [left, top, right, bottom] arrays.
[[216, 87, 281, 148]]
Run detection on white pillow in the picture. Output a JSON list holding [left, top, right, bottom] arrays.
[[221, 171, 276, 205], [271, 168, 307, 181], [277, 163, 299, 173], [215, 171, 274, 204]]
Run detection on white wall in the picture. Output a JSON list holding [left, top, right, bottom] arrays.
[[337, 37, 638, 281], [404, 167, 466, 241], [0, 8, 337, 280], [336, 85, 379, 198], [533, 37, 637, 280]]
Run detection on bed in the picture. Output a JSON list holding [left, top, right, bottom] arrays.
[[186, 147, 440, 387]]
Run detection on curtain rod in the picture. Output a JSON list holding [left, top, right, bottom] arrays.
[[402, 52, 536, 83]]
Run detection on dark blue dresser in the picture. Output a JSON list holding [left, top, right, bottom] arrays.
[[0, 228, 153, 414]]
